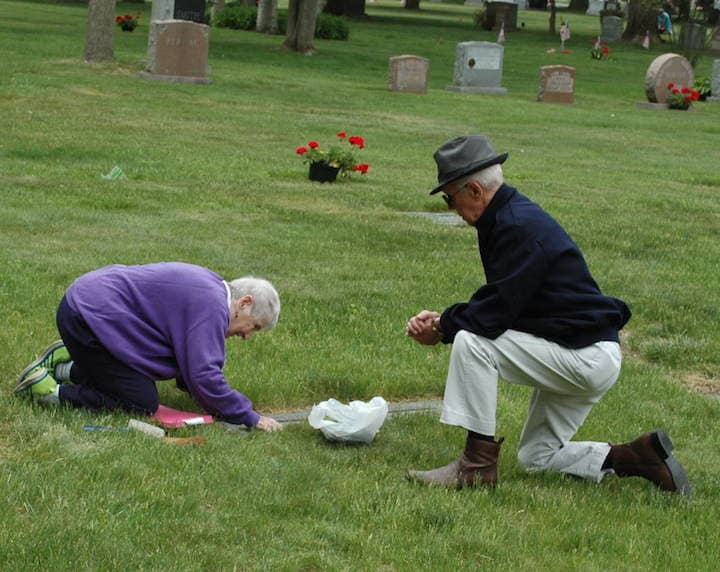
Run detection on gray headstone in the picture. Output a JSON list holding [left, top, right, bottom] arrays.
[[538, 65, 575, 104], [446, 41, 507, 95], [84, 0, 116, 62], [644, 53, 693, 103], [141, 20, 211, 84], [600, 16, 623, 42], [388, 55, 429, 94], [151, 0, 174, 22], [708, 59, 720, 102], [679, 21, 707, 51], [586, 0, 603, 15]]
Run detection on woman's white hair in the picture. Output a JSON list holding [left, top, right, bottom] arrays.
[[228, 276, 281, 330]]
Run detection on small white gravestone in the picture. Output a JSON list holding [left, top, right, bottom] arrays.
[[446, 41, 507, 95], [586, 0, 603, 15]]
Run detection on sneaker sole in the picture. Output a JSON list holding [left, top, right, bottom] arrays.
[[650, 429, 693, 498], [16, 340, 65, 386], [15, 368, 50, 393]]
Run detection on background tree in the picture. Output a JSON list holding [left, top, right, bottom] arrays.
[[548, 0, 556, 33], [257, 0, 279, 33], [622, 0, 660, 40], [84, 0, 116, 62], [284, 0, 320, 53], [567, 0, 588, 12]]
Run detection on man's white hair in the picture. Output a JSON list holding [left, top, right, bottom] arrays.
[[465, 163, 504, 192], [228, 276, 280, 330]]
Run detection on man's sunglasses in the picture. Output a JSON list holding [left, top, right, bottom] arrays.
[[441, 182, 470, 208]]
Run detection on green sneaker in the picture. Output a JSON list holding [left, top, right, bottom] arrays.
[[17, 340, 71, 386], [15, 367, 58, 396]]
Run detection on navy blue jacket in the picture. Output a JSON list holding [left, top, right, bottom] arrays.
[[439, 184, 631, 349]]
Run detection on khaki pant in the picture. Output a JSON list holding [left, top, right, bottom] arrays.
[[441, 329, 622, 482]]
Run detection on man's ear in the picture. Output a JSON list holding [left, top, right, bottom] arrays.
[[467, 180, 482, 196]]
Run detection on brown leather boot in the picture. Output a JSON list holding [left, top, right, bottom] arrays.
[[406, 435, 504, 489], [609, 429, 692, 497]]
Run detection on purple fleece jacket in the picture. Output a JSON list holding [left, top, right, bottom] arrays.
[[65, 262, 260, 427]]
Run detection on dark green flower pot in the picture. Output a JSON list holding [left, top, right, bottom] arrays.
[[308, 161, 339, 183]]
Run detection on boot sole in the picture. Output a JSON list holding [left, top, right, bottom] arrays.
[[16, 340, 65, 386], [649, 429, 692, 497]]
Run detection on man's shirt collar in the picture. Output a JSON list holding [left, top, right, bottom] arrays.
[[474, 183, 516, 242]]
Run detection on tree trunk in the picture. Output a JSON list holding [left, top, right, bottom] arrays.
[[257, 0, 279, 33], [622, 0, 659, 40], [548, 0, 556, 33], [211, 0, 226, 24], [85, 0, 116, 62], [284, 0, 320, 53], [567, 0, 588, 11], [404, 0, 420, 10]]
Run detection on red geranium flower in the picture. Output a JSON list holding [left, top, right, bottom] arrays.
[[667, 82, 675, 89], [691, 90, 700, 100], [296, 146, 308, 155], [124, 14, 133, 21], [601, 46, 610, 54], [348, 135, 365, 149], [353, 163, 370, 174], [115, 15, 123, 23], [672, 88, 679, 94], [681, 86, 690, 94], [308, 141, 319, 149], [337, 131, 346, 138], [684, 95, 691, 102]]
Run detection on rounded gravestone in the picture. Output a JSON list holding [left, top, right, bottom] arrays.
[[644, 53, 694, 103]]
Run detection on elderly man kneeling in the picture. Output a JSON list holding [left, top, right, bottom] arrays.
[[16, 262, 283, 432]]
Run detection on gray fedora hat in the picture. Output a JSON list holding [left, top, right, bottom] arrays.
[[429, 135, 508, 195]]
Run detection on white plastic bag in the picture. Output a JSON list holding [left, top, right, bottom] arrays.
[[308, 396, 389, 444]]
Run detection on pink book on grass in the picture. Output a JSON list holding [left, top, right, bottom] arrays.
[[153, 405, 214, 428]]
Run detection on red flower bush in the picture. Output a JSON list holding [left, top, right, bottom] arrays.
[[294, 131, 370, 179], [348, 135, 365, 149], [667, 84, 700, 110], [116, 12, 141, 31], [590, 40, 610, 60]]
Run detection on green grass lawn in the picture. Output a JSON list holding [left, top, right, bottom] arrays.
[[1, 0, 719, 569]]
